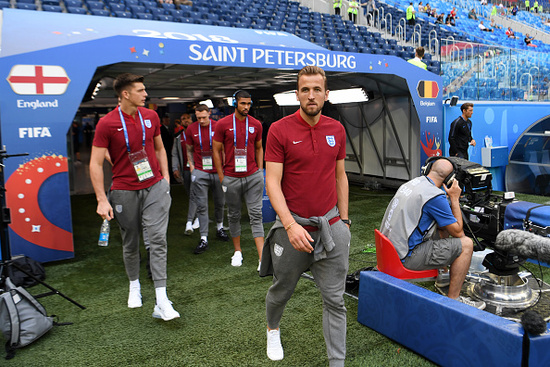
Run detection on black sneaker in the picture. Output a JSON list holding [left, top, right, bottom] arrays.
[[216, 228, 229, 242], [194, 239, 209, 254]]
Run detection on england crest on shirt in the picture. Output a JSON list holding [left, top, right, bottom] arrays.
[[249, 127, 255, 134], [144, 119, 152, 128], [326, 135, 336, 147]]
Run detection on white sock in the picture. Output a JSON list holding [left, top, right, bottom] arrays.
[[129, 279, 140, 291], [217, 222, 223, 230], [155, 286, 168, 304], [201, 235, 207, 242]]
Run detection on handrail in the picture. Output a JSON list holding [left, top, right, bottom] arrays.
[[396, 24, 404, 43], [398, 17, 406, 43], [413, 31, 421, 47], [385, 13, 392, 37], [428, 29, 437, 54]]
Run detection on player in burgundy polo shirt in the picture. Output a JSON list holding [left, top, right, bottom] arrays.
[[186, 104, 229, 254], [172, 112, 199, 234], [90, 73, 179, 321], [261, 66, 350, 365], [213, 90, 264, 268]]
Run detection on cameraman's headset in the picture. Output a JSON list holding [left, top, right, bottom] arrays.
[[422, 156, 457, 187], [232, 90, 253, 107]]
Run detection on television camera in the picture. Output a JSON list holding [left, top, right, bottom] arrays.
[[447, 157, 550, 315]]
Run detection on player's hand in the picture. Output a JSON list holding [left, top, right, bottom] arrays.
[[173, 170, 181, 179], [470, 139, 476, 147], [97, 200, 114, 221], [286, 223, 314, 253]]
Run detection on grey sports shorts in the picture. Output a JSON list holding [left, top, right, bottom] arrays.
[[402, 237, 462, 271]]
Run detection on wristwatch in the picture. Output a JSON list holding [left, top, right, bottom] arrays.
[[341, 219, 351, 226]]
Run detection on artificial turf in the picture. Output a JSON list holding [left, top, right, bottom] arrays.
[[2, 184, 549, 366]]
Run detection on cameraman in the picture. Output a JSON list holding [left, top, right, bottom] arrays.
[[448, 103, 475, 159], [380, 157, 486, 309]]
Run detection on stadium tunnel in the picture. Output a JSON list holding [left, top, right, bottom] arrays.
[[0, 9, 442, 262]]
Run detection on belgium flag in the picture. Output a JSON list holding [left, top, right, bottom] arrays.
[[417, 81, 439, 98]]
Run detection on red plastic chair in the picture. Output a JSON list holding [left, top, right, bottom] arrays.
[[374, 229, 438, 281]]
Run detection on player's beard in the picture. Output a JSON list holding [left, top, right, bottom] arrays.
[[301, 102, 323, 117]]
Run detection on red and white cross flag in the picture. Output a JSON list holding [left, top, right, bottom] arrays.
[[7, 65, 71, 95]]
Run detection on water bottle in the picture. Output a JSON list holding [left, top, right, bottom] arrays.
[[98, 219, 110, 247]]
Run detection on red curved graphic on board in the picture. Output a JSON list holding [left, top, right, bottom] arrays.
[[420, 131, 443, 157], [5, 155, 73, 251]]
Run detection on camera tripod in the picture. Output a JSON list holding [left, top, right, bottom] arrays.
[[0, 148, 85, 310]]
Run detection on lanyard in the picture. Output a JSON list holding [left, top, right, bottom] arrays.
[[198, 120, 213, 151], [118, 106, 145, 153], [232, 114, 249, 148]]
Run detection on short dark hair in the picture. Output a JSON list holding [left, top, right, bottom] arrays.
[[234, 90, 251, 103], [460, 102, 474, 112], [113, 73, 144, 97], [297, 65, 327, 90], [416, 47, 425, 58], [195, 104, 210, 113]]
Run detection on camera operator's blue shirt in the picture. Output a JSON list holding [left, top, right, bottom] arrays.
[[406, 178, 458, 257]]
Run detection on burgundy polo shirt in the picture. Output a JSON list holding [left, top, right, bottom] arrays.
[[93, 106, 162, 191], [213, 113, 263, 178], [265, 110, 346, 219], [185, 120, 217, 174]]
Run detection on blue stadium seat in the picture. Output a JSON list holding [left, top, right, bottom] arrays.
[[155, 14, 174, 21], [346, 46, 358, 53], [149, 8, 167, 17], [43, 4, 63, 11], [141, 1, 157, 9], [86, 1, 104, 10], [0, 0, 10, 8], [15, 0, 34, 3], [217, 20, 230, 27], [135, 12, 153, 19], [129, 4, 145, 14], [90, 8, 110, 15], [161, 3, 175, 11], [65, 0, 83, 7], [114, 10, 132, 18], [206, 13, 219, 21], [67, 6, 87, 13], [42, 0, 60, 4], [124, 0, 138, 5], [16, 2, 37, 9], [196, 19, 213, 25], [109, 3, 125, 11]]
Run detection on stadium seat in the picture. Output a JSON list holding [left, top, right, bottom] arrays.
[[65, 0, 83, 7], [15, 0, 34, 3], [374, 229, 438, 281], [124, 0, 138, 5], [113, 11, 132, 18], [43, 4, 63, 11], [42, 0, 60, 4], [108, 3, 125, 11], [90, 8, 110, 16], [16, 2, 37, 10], [155, 14, 174, 22], [161, 3, 175, 11], [67, 6, 87, 13], [0, 0, 10, 8], [149, 8, 167, 17], [86, 1, 104, 10], [135, 12, 153, 20], [128, 4, 145, 14]]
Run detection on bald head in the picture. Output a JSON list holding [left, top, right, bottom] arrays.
[[427, 159, 454, 187]]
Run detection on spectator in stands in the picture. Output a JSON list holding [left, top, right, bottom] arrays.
[[408, 47, 427, 70], [491, 4, 497, 17], [525, 0, 530, 12], [360, 0, 376, 16], [478, 20, 494, 32], [506, 27, 518, 39], [348, 0, 359, 23], [430, 7, 438, 18], [406, 2, 416, 26], [450, 7, 457, 18], [524, 34, 537, 47], [490, 19, 502, 29], [425, 3, 431, 14], [481, 0, 487, 5], [534, 0, 539, 12], [445, 13, 455, 26], [468, 8, 478, 20], [333, 0, 342, 16], [511, 4, 518, 16], [418, 1, 423, 13]]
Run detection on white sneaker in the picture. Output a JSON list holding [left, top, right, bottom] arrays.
[[192, 218, 200, 229], [267, 329, 284, 361], [185, 222, 193, 235], [128, 287, 142, 308], [257, 260, 261, 272], [231, 251, 243, 267], [152, 300, 180, 321]]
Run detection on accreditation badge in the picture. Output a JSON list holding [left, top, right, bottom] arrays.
[[129, 149, 154, 182], [234, 148, 247, 172], [202, 150, 213, 170]]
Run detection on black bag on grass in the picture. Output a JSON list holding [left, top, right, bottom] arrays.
[[0, 277, 53, 359], [7, 256, 46, 288]]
